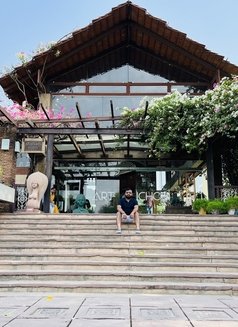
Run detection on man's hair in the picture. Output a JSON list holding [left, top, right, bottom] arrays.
[[125, 187, 133, 193]]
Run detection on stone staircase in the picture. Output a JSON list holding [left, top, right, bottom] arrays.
[[0, 213, 238, 294]]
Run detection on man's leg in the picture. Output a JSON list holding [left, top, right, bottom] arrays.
[[134, 212, 140, 231], [116, 212, 122, 233]]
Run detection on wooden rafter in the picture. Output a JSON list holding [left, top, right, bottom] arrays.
[[25, 119, 36, 128], [110, 100, 115, 127], [133, 22, 219, 73], [143, 101, 149, 119], [95, 120, 107, 157], [75, 102, 89, 139], [40, 103, 50, 120], [0, 106, 17, 126], [69, 135, 84, 157], [126, 135, 131, 158]]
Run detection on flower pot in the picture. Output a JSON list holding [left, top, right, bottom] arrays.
[[199, 208, 206, 215], [228, 208, 236, 215]]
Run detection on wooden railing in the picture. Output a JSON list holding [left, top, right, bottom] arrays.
[[215, 186, 238, 199]]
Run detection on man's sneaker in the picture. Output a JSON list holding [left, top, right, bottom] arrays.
[[135, 229, 141, 235], [116, 229, 122, 235]]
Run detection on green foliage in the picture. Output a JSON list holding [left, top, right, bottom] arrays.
[[206, 199, 228, 214], [192, 199, 209, 212], [119, 76, 238, 159], [224, 196, 238, 209]]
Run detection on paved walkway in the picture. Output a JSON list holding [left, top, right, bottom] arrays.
[[1, 293, 238, 326]]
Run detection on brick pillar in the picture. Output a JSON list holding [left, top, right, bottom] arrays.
[[0, 126, 17, 212]]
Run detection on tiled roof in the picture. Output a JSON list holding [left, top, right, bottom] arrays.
[[1, 1, 237, 104]]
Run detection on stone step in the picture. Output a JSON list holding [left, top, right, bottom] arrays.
[[0, 280, 237, 295], [1, 260, 238, 272], [1, 215, 238, 221], [0, 245, 237, 256], [0, 253, 238, 263], [1, 214, 238, 223], [1, 228, 238, 235], [1, 270, 238, 284], [0, 221, 238, 231], [2, 225, 238, 235], [2, 213, 237, 219], [0, 213, 237, 295], [0, 239, 238, 249], [1, 234, 238, 243]]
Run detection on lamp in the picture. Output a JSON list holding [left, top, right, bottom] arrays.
[[1, 139, 10, 150], [15, 141, 21, 153]]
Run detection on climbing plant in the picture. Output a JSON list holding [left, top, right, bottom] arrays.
[[119, 75, 238, 159]]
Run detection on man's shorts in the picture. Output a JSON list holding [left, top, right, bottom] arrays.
[[122, 215, 134, 224]]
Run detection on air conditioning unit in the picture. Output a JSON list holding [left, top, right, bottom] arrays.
[[22, 137, 45, 155]]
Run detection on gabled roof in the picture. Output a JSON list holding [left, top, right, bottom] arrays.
[[1, 1, 238, 104]]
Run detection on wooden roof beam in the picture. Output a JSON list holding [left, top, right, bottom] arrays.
[[143, 101, 149, 119], [130, 45, 211, 82], [75, 102, 89, 138], [40, 103, 50, 120], [69, 135, 84, 157], [110, 100, 115, 127], [125, 134, 131, 158], [95, 120, 107, 157], [133, 22, 219, 73], [25, 119, 36, 128], [17, 127, 142, 135], [0, 106, 17, 126]]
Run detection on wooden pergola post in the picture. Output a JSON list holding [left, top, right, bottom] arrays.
[[43, 134, 54, 213], [206, 140, 215, 199]]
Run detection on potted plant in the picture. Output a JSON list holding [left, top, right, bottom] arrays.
[[206, 199, 227, 215], [224, 196, 238, 215], [192, 198, 209, 215]]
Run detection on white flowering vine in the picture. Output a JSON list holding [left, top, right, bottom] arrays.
[[119, 75, 238, 159]]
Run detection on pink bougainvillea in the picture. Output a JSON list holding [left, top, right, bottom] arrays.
[[5, 103, 65, 121]]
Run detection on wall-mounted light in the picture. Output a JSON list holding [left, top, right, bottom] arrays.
[[1, 139, 10, 150], [15, 141, 21, 153]]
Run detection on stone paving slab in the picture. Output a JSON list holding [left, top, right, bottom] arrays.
[[191, 322, 238, 327], [183, 307, 238, 320], [5, 319, 71, 327], [220, 297, 238, 308], [174, 295, 230, 308], [133, 321, 192, 327], [70, 319, 130, 327], [0, 295, 40, 306], [1, 293, 238, 326], [75, 305, 130, 320]]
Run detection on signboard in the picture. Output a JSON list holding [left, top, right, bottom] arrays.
[[0, 183, 15, 203], [22, 138, 45, 154]]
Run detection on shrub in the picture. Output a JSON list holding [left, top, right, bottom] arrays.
[[224, 196, 238, 210], [192, 199, 209, 212], [206, 199, 227, 214]]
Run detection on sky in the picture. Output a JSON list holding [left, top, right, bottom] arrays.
[[0, 0, 237, 105]]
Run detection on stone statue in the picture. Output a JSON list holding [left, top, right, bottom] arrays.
[[25, 172, 48, 212], [73, 194, 89, 214]]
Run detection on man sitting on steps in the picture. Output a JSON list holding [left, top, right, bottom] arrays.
[[116, 187, 141, 235]]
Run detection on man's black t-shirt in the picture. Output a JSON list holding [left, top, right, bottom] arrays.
[[119, 197, 138, 215]]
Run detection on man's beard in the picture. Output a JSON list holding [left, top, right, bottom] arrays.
[[125, 195, 132, 199]]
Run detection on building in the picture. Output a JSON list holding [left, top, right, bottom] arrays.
[[1, 1, 238, 213]]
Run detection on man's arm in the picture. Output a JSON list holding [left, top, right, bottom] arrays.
[[117, 204, 125, 215], [130, 204, 139, 215]]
